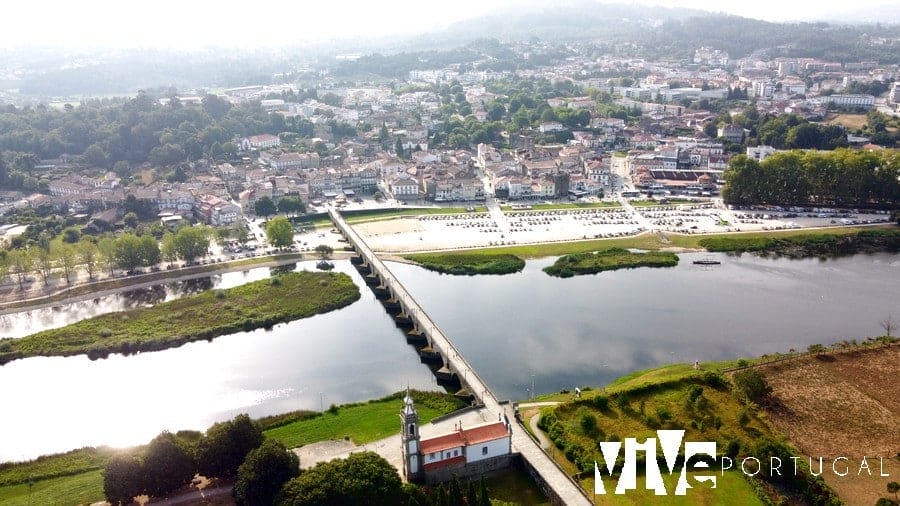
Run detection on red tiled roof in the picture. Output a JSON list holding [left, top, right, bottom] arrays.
[[420, 421, 508, 455], [423, 455, 466, 471]]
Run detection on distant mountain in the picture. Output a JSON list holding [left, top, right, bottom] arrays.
[[819, 4, 900, 25]]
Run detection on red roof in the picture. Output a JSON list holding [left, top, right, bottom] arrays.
[[423, 455, 466, 471], [420, 421, 508, 455]]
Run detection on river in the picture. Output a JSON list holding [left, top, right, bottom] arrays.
[[0, 252, 897, 461]]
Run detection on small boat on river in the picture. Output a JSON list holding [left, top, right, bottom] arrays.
[[693, 257, 721, 265]]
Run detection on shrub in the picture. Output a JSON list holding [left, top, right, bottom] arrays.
[[593, 395, 609, 412], [98, 328, 113, 338], [732, 369, 773, 402], [580, 413, 598, 436]]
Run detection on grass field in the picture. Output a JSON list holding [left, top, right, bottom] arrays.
[[0, 469, 103, 506], [263, 391, 466, 448], [0, 448, 112, 487], [825, 113, 869, 130], [543, 248, 678, 277], [0, 271, 360, 364], [403, 252, 525, 275]]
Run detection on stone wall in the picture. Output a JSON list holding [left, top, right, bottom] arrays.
[[423, 453, 516, 485]]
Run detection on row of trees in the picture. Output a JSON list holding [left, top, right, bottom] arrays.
[[104, 413, 496, 505], [254, 195, 305, 219], [722, 149, 900, 207], [719, 108, 852, 150], [0, 225, 215, 289]]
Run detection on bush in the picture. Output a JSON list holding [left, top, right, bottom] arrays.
[[580, 413, 598, 436], [593, 395, 609, 412], [732, 369, 773, 403]]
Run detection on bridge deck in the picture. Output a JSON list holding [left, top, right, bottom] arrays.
[[329, 209, 591, 506]]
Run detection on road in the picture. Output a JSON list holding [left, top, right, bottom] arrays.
[[480, 174, 512, 237]]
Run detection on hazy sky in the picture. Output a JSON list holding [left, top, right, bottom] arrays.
[[3, 0, 897, 49]]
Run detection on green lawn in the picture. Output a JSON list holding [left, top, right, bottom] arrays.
[[264, 391, 466, 448], [0, 469, 104, 506], [0, 271, 360, 364]]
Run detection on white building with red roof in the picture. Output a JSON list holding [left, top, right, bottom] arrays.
[[400, 391, 511, 484]]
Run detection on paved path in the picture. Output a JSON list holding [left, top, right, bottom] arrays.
[[618, 195, 655, 231], [481, 175, 512, 238], [330, 209, 592, 506], [518, 402, 560, 451]]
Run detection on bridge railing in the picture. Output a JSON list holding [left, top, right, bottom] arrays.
[[329, 208, 496, 407]]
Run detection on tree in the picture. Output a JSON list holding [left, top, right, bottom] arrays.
[[142, 431, 196, 498], [114, 234, 145, 273], [83, 143, 110, 168], [62, 227, 82, 244], [97, 237, 118, 276], [732, 369, 772, 403], [77, 240, 99, 280], [160, 232, 178, 266], [233, 439, 298, 506], [33, 246, 53, 286], [255, 197, 276, 218], [196, 414, 264, 479], [173, 226, 210, 264], [103, 454, 144, 506], [879, 315, 895, 337], [888, 481, 900, 501], [265, 216, 294, 248], [52, 241, 78, 285], [7, 248, 32, 290], [233, 222, 249, 247], [314, 244, 333, 259], [139, 235, 161, 267], [276, 451, 401, 506], [277, 196, 305, 217], [123, 212, 139, 229]]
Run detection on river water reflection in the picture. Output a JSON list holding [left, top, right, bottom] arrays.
[[0, 252, 897, 461], [0, 261, 436, 461], [387, 251, 899, 402]]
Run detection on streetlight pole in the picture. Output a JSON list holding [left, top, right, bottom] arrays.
[[319, 392, 324, 413], [531, 374, 535, 401]]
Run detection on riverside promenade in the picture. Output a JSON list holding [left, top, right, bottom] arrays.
[[329, 208, 592, 506]]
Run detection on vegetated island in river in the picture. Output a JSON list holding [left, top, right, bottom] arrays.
[[404, 252, 525, 275], [0, 271, 360, 365], [543, 248, 678, 277], [698, 228, 900, 257]]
